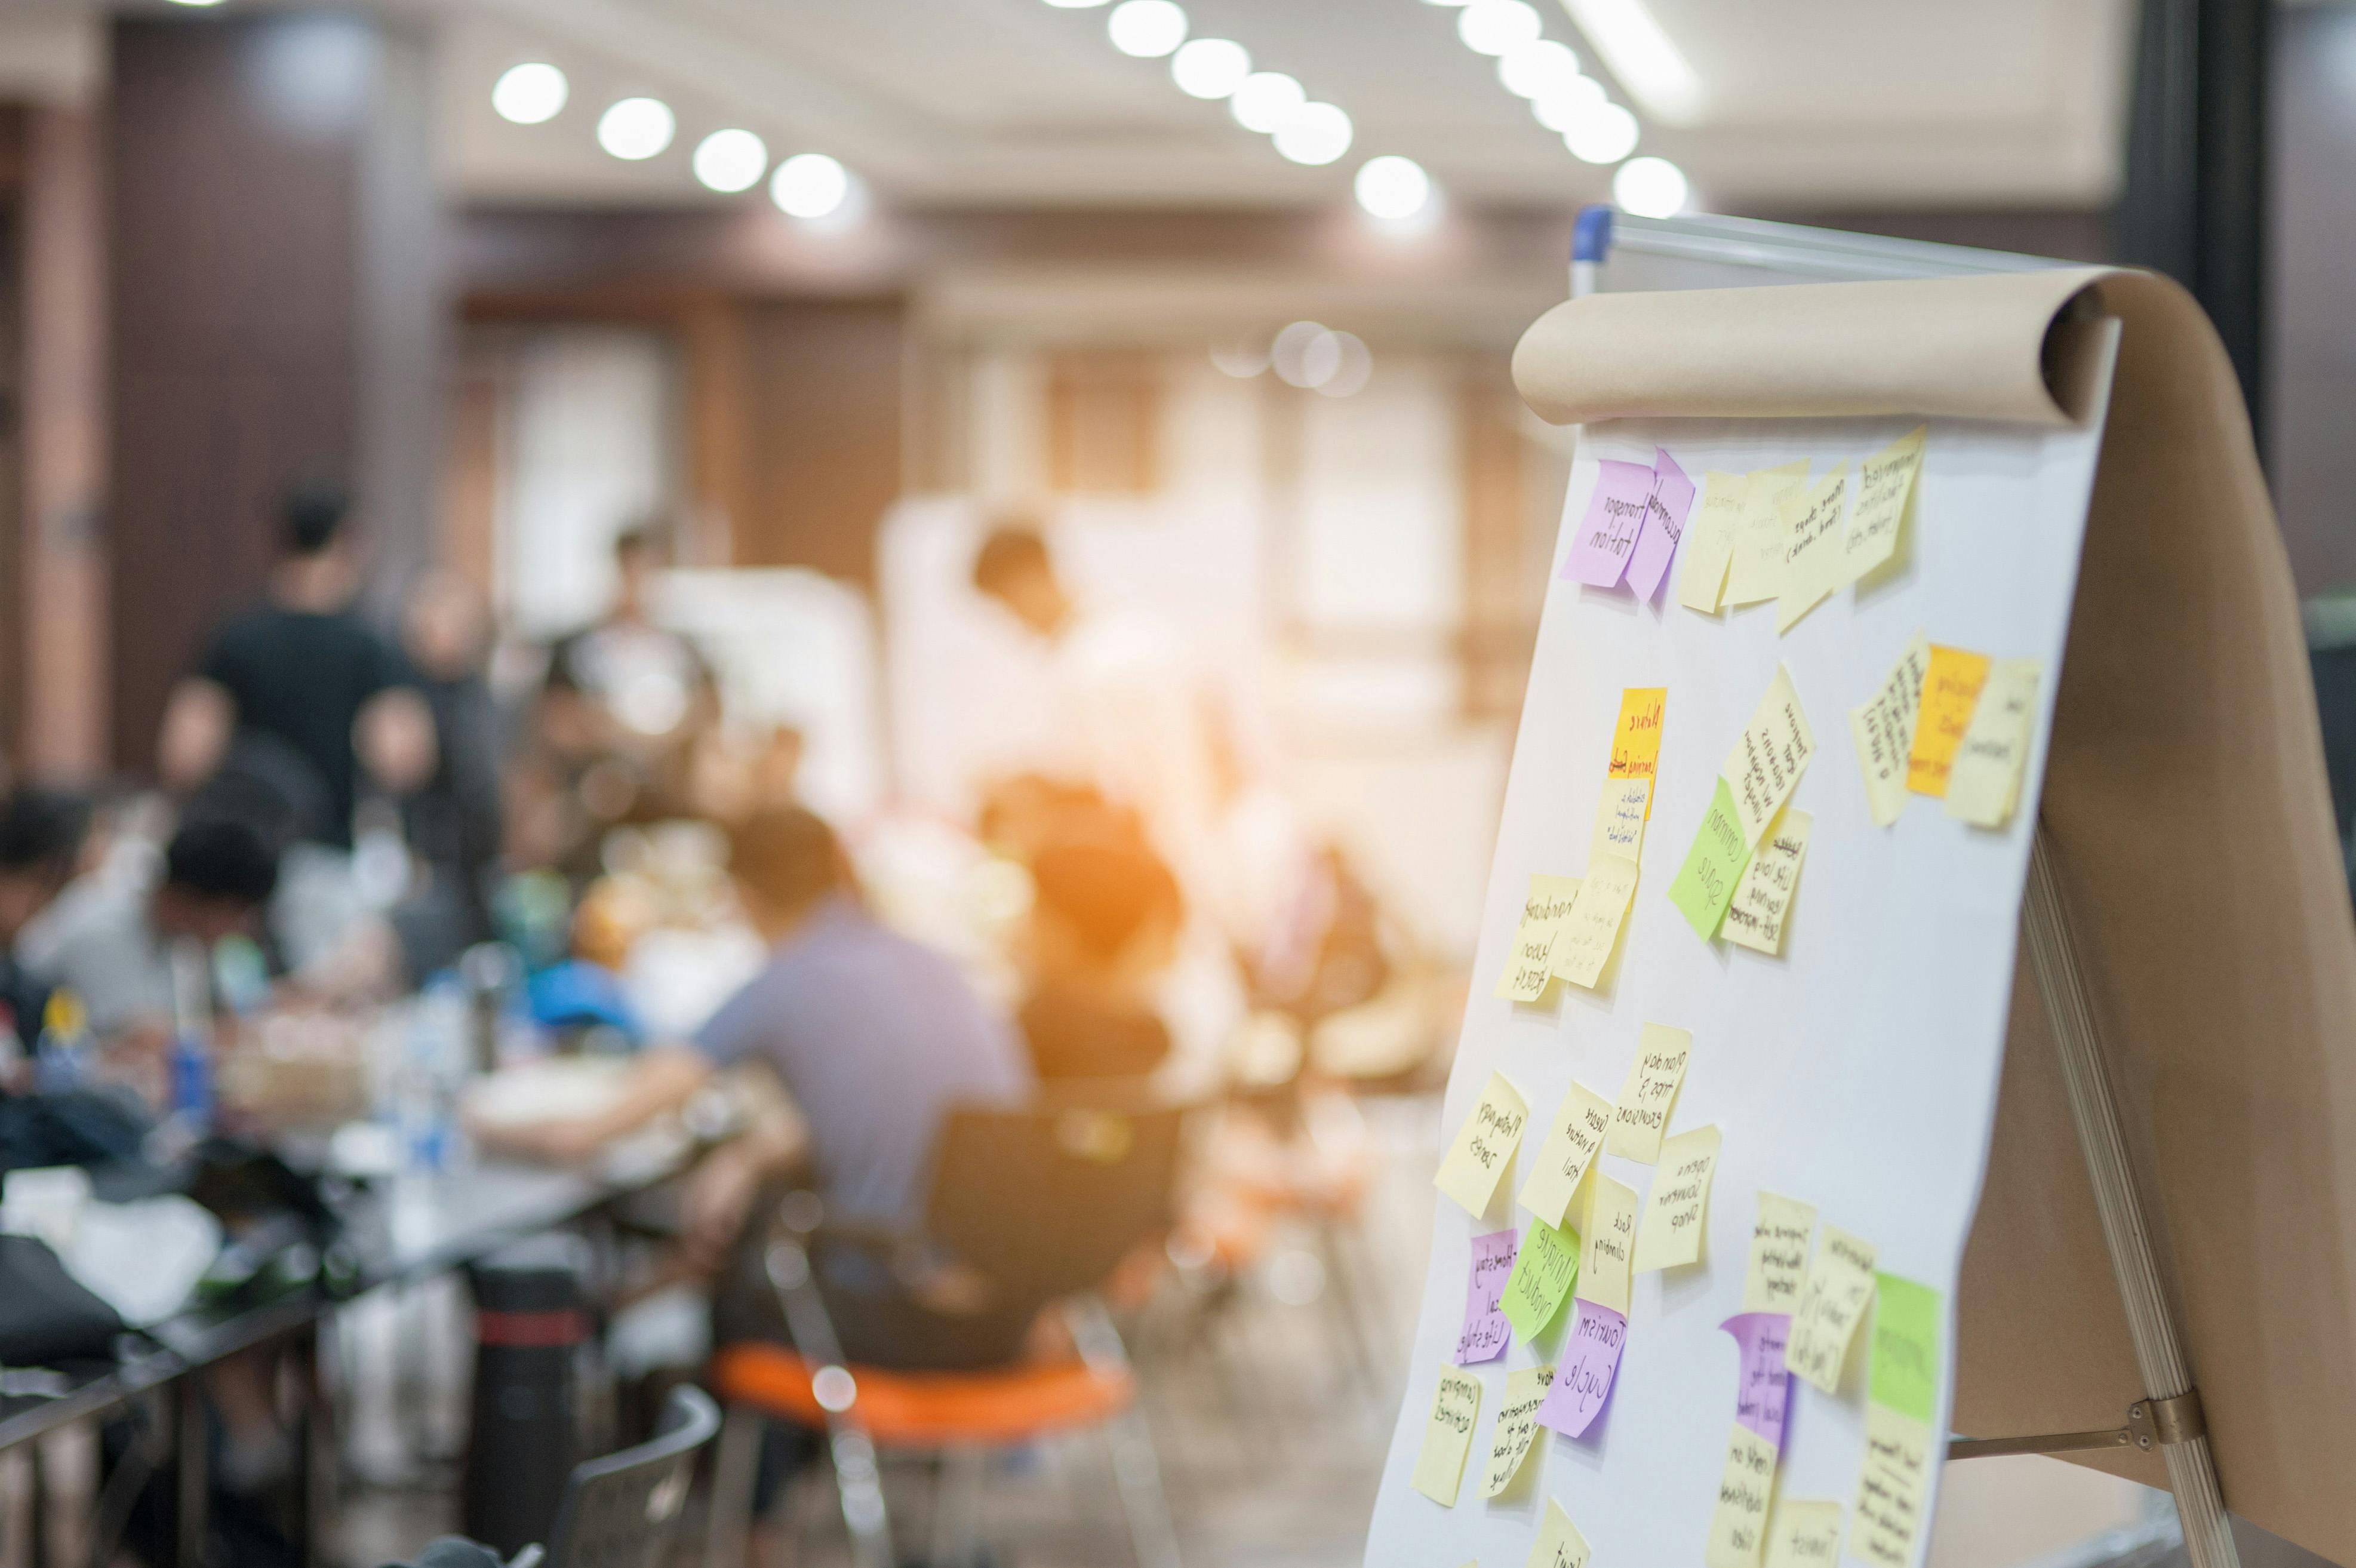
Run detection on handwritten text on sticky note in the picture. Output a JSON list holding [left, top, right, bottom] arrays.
[[1678, 471, 1750, 614], [1517, 1080, 1614, 1229], [1868, 1272, 1941, 1425], [1849, 1401, 1934, 1568], [1669, 777, 1752, 940], [1786, 1222, 1878, 1395], [1742, 1192, 1817, 1314], [1576, 1170, 1638, 1315], [1723, 810, 1811, 957], [1496, 873, 1583, 1002], [1775, 462, 1852, 634], [1551, 853, 1639, 990], [1502, 1215, 1581, 1343], [1724, 1311, 1793, 1450], [1764, 1501, 1846, 1568], [1906, 644, 1991, 797], [1528, 1498, 1592, 1568], [1592, 776, 1651, 865], [1456, 1229, 1518, 1364], [1724, 665, 1816, 847], [1633, 1123, 1721, 1272], [1727, 462, 1810, 607], [1535, 1299, 1626, 1440], [1626, 447, 1696, 602], [1842, 426, 1927, 585], [1410, 1366, 1482, 1506], [1435, 1071, 1528, 1217], [1943, 657, 2040, 829], [1478, 1362, 1557, 1498], [1703, 1422, 1780, 1568], [1563, 459, 1656, 588], [1851, 634, 1931, 827], [1606, 687, 1668, 803], [1605, 1022, 1692, 1163]]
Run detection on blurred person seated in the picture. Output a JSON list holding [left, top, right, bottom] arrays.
[[0, 789, 90, 1071], [395, 569, 508, 974], [1017, 834, 1180, 1084]]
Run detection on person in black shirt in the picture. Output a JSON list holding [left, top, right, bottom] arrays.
[[157, 482, 435, 847]]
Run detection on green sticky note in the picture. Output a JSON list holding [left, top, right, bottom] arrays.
[[1868, 1271, 1942, 1424], [1668, 776, 1752, 941], [1500, 1215, 1580, 1343]]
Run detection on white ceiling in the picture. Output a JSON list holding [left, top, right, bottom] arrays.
[[7, 0, 2135, 210]]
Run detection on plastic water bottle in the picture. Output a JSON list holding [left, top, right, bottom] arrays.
[[167, 939, 214, 1127], [401, 976, 473, 1175]]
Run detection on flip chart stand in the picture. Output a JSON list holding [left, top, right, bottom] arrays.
[[1939, 830, 2237, 1568]]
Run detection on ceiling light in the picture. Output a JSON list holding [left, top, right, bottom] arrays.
[[1171, 38, 1250, 98], [1273, 101, 1352, 165], [1498, 38, 1580, 100], [692, 128, 768, 193], [596, 97, 675, 161], [1532, 76, 1606, 132], [1042, 0, 1110, 7], [771, 152, 849, 218], [1613, 155, 1688, 217], [1317, 332, 1373, 398], [1560, 0, 1705, 124], [1271, 321, 1334, 388], [1231, 72, 1305, 133], [1457, 0, 1542, 57], [1354, 155, 1432, 221], [1565, 100, 1640, 164], [1210, 336, 1271, 377], [492, 63, 567, 125], [165, 0, 229, 9], [1108, 0, 1188, 58]]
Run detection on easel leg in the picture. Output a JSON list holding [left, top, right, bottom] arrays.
[[2023, 831, 2238, 1568]]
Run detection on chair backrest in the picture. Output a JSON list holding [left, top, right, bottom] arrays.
[[920, 1098, 1186, 1305], [539, 1384, 720, 1568]]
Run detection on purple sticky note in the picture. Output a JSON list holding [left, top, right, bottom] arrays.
[[1561, 459, 1657, 587], [1625, 447, 1696, 601], [1535, 1299, 1627, 1439], [1456, 1229, 1518, 1363], [1723, 1312, 1792, 1449]]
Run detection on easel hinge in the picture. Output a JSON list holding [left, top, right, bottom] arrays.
[[1948, 1388, 2206, 1462]]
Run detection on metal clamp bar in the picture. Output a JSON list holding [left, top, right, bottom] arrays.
[[1948, 1389, 2208, 1462]]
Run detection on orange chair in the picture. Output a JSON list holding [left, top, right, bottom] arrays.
[[704, 1101, 1188, 1568]]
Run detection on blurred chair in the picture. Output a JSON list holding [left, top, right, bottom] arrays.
[[705, 1100, 1186, 1568], [518, 1383, 719, 1568]]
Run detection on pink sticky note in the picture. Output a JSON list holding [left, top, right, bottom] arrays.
[[1625, 448, 1696, 601], [1535, 1299, 1627, 1439], [1456, 1229, 1518, 1363], [1561, 459, 1657, 587], [1723, 1312, 1792, 1449]]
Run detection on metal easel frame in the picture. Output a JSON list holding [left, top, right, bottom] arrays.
[[1570, 207, 2240, 1568]]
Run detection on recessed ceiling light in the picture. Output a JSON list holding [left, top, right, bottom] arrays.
[[492, 62, 567, 125], [1317, 332, 1373, 398], [1614, 155, 1688, 217], [1042, 0, 1111, 7], [164, 0, 229, 8], [1271, 321, 1333, 388], [1231, 71, 1305, 133], [596, 97, 675, 161], [1498, 38, 1580, 100], [1107, 0, 1188, 58], [1171, 38, 1250, 99], [1532, 76, 1607, 133], [771, 152, 850, 219], [1457, 0, 1541, 57], [1354, 155, 1432, 221], [692, 128, 768, 193], [1273, 101, 1352, 165], [1565, 100, 1640, 164]]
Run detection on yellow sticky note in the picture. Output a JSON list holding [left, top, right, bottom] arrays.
[[1848, 1403, 1934, 1568], [1494, 874, 1584, 1001], [1678, 471, 1751, 614], [1764, 1501, 1846, 1568], [1478, 1363, 1557, 1498], [1574, 1170, 1638, 1314], [1726, 461, 1810, 606], [1786, 1222, 1878, 1395], [1841, 426, 1927, 586], [1943, 657, 2041, 828], [1633, 1123, 1721, 1272], [1604, 1022, 1691, 1163], [1526, 1498, 1592, 1568], [1591, 776, 1651, 865], [1435, 1072, 1530, 1217], [1722, 810, 1810, 957], [1850, 634, 1931, 828], [1742, 1192, 1818, 1314], [1605, 687, 1668, 815], [1906, 644, 1991, 797], [1550, 853, 1639, 989], [1410, 1366, 1483, 1506], [1703, 1421, 1780, 1568], [1517, 1080, 1615, 1228], [1773, 462, 1851, 634], [1722, 665, 1815, 848]]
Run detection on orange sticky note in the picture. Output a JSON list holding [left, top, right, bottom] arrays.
[[1905, 645, 1990, 797], [1607, 688, 1668, 816]]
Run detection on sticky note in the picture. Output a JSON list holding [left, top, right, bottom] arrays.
[[1723, 1312, 1793, 1450], [1669, 777, 1751, 940], [1527, 1498, 1592, 1568], [1626, 447, 1696, 602], [1604, 1022, 1691, 1163], [1774, 462, 1852, 634], [1456, 1229, 1519, 1364], [1576, 1170, 1638, 1314], [1850, 634, 1931, 827], [1841, 426, 1927, 585], [1410, 1366, 1483, 1506], [1943, 657, 2041, 828], [1633, 1123, 1721, 1272], [1848, 1402, 1934, 1568], [1478, 1363, 1557, 1498], [1495, 874, 1584, 1002], [1562, 459, 1656, 587], [1435, 1072, 1529, 1217], [1764, 1501, 1845, 1568], [1550, 853, 1638, 990], [1678, 472, 1750, 614], [1536, 1299, 1626, 1440], [1726, 461, 1810, 606], [1605, 687, 1668, 809], [1786, 1222, 1878, 1395], [1703, 1422, 1780, 1568], [1906, 644, 1991, 797], [1723, 665, 1815, 847], [1868, 1272, 1941, 1425], [1591, 776, 1651, 865], [1501, 1215, 1580, 1343], [1742, 1192, 1817, 1314], [1721, 810, 1810, 957], [1517, 1080, 1614, 1228]]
